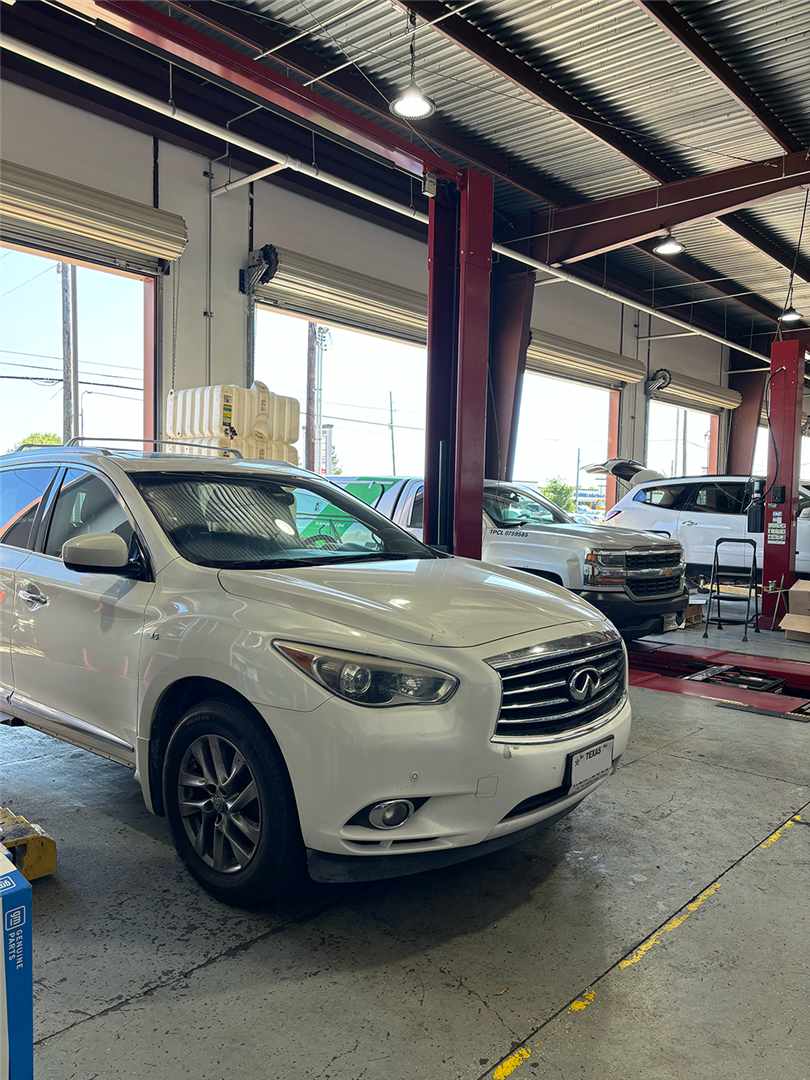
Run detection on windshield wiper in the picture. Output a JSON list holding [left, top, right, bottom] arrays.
[[209, 551, 432, 570]]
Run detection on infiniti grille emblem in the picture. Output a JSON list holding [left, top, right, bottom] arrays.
[[567, 665, 602, 703]]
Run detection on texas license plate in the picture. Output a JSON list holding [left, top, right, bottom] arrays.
[[663, 613, 682, 631], [568, 738, 614, 795]]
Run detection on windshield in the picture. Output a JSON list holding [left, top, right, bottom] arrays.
[[136, 473, 435, 568], [483, 484, 573, 527]]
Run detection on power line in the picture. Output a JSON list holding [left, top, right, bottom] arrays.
[[0, 264, 57, 299], [0, 349, 143, 371], [1, 375, 142, 391]]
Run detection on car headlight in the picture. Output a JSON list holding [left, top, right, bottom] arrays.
[[583, 550, 626, 589], [274, 642, 459, 707]]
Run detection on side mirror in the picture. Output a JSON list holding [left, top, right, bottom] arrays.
[[62, 532, 130, 573]]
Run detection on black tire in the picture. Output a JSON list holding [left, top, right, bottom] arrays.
[[162, 699, 304, 907]]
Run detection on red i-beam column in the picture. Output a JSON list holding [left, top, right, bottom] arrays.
[[761, 338, 804, 622], [454, 168, 494, 559], [424, 188, 458, 549]]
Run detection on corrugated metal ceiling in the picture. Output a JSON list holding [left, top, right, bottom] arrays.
[[225, 0, 808, 339]]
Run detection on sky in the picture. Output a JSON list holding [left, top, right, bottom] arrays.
[[0, 245, 144, 453]]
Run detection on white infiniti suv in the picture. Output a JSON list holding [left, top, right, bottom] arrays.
[[0, 448, 631, 906]]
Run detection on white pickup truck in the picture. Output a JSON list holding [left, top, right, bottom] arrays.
[[330, 477, 689, 640]]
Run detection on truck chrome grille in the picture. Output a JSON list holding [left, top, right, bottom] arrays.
[[485, 631, 626, 740], [627, 577, 682, 597], [625, 551, 681, 570]]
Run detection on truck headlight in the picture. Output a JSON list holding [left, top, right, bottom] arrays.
[[583, 550, 626, 589], [274, 642, 459, 707]]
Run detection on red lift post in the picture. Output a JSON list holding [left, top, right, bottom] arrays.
[[761, 338, 804, 622]]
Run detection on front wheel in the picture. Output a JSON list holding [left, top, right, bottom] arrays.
[[162, 699, 304, 906]]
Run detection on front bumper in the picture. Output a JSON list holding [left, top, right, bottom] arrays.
[[252, 621, 632, 876], [578, 586, 688, 637], [307, 801, 583, 883]]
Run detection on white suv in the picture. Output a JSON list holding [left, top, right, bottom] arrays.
[[593, 461, 810, 576], [0, 448, 631, 905]]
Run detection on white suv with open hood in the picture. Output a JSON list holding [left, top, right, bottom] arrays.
[[0, 448, 631, 906], [589, 460, 810, 576]]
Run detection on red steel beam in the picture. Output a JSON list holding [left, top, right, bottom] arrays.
[[454, 168, 494, 559], [634, 1, 803, 155], [535, 149, 810, 265], [762, 339, 804, 621], [485, 267, 535, 481], [59, 0, 457, 179], [726, 371, 767, 475]]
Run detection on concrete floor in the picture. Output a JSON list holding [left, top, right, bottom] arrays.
[[3, 637, 809, 1080]]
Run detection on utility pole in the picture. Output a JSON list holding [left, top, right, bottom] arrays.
[[70, 265, 80, 438], [60, 263, 73, 443], [305, 321, 316, 471], [682, 409, 688, 475], [389, 391, 396, 475]]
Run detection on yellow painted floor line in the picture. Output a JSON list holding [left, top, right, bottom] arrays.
[[760, 814, 801, 848], [619, 881, 721, 968], [487, 807, 807, 1080]]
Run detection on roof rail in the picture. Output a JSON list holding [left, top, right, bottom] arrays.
[[16, 442, 112, 455], [63, 437, 244, 459]]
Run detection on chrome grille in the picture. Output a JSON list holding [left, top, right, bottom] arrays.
[[626, 551, 681, 570], [486, 632, 626, 741], [627, 577, 683, 598]]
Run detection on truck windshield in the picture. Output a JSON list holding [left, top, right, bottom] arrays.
[[136, 473, 435, 568], [483, 484, 573, 527]]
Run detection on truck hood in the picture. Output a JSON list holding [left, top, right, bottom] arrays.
[[219, 557, 597, 648], [488, 522, 681, 551]]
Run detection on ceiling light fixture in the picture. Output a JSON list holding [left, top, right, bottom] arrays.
[[781, 307, 802, 323], [653, 232, 685, 255], [390, 11, 435, 120]]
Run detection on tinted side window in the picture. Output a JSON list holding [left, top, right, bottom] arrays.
[[409, 488, 424, 529], [690, 482, 746, 515], [44, 469, 133, 558], [634, 484, 693, 510], [0, 467, 56, 550]]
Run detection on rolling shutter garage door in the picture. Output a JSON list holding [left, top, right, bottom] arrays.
[[526, 329, 645, 388], [651, 372, 741, 413], [252, 247, 428, 345], [0, 160, 187, 273]]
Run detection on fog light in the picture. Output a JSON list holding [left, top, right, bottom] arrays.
[[368, 800, 414, 830]]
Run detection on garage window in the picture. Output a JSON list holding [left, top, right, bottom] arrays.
[[1, 245, 150, 451], [254, 308, 426, 476]]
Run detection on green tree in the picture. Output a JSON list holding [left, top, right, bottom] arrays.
[[331, 446, 343, 475], [8, 432, 61, 453], [541, 476, 576, 512]]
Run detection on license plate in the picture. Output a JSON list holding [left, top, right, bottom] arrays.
[[568, 738, 614, 795], [663, 613, 682, 631]]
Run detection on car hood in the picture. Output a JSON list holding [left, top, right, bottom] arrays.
[[489, 522, 681, 551], [219, 557, 597, 647]]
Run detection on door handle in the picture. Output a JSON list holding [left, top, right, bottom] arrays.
[[19, 587, 48, 608], [681, 520, 696, 526]]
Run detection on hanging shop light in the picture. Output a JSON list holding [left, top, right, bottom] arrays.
[[390, 11, 435, 119], [781, 307, 802, 323], [652, 232, 685, 255]]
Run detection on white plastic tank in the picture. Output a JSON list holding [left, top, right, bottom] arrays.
[[166, 381, 300, 444]]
